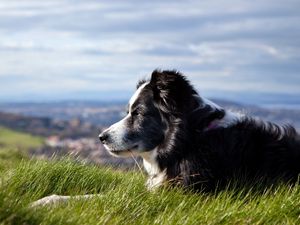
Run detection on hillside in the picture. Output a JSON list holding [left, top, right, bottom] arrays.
[[0, 112, 99, 138], [0, 127, 44, 173], [0, 128, 300, 224], [0, 126, 44, 151]]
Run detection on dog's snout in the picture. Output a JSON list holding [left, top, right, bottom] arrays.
[[99, 132, 109, 143]]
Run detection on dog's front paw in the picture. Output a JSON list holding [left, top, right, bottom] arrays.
[[30, 194, 70, 208]]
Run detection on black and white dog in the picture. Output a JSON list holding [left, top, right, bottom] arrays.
[[99, 70, 300, 191], [31, 70, 300, 206]]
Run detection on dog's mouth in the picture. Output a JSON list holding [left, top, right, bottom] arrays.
[[104, 144, 139, 157], [111, 145, 138, 152]]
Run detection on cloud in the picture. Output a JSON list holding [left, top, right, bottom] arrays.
[[0, 0, 299, 103]]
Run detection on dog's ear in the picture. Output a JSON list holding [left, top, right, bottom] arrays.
[[150, 70, 196, 114]]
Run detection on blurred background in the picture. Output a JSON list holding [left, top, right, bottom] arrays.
[[0, 0, 299, 168]]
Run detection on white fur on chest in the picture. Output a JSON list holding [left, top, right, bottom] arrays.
[[141, 150, 166, 190]]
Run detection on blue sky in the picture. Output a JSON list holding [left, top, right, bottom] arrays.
[[0, 0, 299, 105]]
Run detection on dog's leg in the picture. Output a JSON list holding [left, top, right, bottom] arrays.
[[30, 194, 102, 208]]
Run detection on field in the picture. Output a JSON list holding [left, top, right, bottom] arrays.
[[0, 127, 299, 224], [0, 126, 44, 151], [0, 126, 44, 173]]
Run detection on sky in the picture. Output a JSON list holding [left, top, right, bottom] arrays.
[[0, 0, 299, 106]]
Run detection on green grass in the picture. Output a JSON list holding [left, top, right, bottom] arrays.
[[0, 127, 299, 224], [0, 159, 299, 225], [0, 126, 44, 151], [0, 126, 44, 173], [0, 126, 44, 174]]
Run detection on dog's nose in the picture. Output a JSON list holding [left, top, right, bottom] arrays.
[[99, 132, 109, 143]]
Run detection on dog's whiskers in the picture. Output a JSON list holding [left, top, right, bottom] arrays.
[[129, 150, 145, 176]]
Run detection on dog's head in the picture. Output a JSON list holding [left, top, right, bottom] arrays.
[[99, 70, 207, 157]]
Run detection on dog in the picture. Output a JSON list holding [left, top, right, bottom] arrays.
[[99, 70, 300, 191], [31, 70, 300, 206]]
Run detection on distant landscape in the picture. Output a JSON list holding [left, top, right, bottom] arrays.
[[0, 99, 299, 168], [1, 99, 299, 129]]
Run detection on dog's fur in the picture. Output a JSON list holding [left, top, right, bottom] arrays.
[[100, 70, 300, 191], [32, 70, 300, 206]]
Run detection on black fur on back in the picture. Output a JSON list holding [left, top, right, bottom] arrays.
[[149, 70, 300, 191]]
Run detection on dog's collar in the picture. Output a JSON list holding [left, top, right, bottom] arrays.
[[205, 120, 220, 131]]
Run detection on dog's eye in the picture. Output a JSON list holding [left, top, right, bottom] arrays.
[[131, 110, 139, 116]]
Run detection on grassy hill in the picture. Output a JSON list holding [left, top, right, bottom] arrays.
[[0, 126, 44, 150], [0, 126, 44, 173], [0, 128, 300, 224]]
